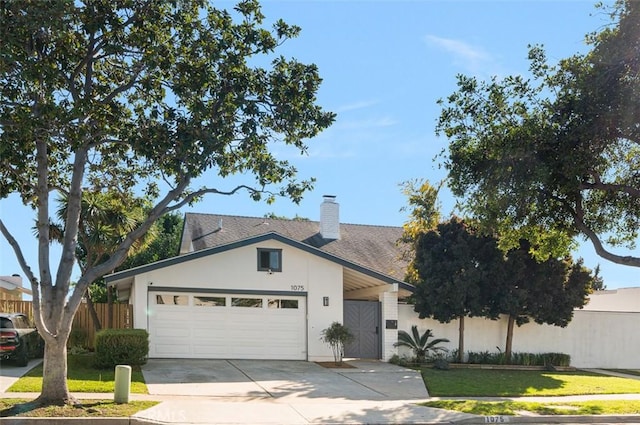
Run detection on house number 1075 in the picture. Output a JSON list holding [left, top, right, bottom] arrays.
[[291, 285, 305, 291]]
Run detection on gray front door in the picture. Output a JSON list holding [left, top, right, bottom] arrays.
[[343, 300, 381, 359]]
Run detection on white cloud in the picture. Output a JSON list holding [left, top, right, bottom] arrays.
[[335, 100, 380, 113], [424, 34, 495, 75]]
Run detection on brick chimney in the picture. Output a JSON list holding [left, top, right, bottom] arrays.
[[320, 195, 340, 240]]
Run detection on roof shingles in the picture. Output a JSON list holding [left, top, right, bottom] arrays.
[[182, 212, 410, 281]]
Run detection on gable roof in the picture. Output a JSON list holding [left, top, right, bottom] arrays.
[[181, 212, 411, 283], [106, 211, 415, 298]]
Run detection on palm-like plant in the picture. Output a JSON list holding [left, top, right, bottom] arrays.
[[394, 325, 449, 364]]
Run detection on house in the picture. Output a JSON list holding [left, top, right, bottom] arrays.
[[0, 275, 31, 301], [106, 196, 415, 362]]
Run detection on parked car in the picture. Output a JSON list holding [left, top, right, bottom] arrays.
[[0, 313, 44, 366]]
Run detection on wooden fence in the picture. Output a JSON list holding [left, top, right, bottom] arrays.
[[0, 300, 133, 349]]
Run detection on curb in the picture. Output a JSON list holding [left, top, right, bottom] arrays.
[[455, 414, 640, 424]]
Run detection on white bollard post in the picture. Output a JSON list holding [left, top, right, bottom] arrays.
[[114, 364, 132, 404]]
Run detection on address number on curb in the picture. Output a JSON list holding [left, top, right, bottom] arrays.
[[484, 416, 509, 423]]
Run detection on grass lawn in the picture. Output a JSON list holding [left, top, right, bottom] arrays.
[[420, 369, 640, 417], [421, 399, 640, 416], [0, 399, 158, 418], [421, 368, 640, 397], [8, 354, 148, 394]]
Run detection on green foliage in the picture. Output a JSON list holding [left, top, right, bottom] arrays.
[[320, 322, 354, 365], [388, 354, 413, 367], [393, 326, 449, 364], [412, 217, 504, 362], [94, 329, 149, 369], [413, 217, 503, 322], [398, 179, 444, 284], [466, 351, 571, 367], [413, 218, 595, 363], [116, 213, 184, 271], [67, 328, 89, 350], [436, 0, 640, 267]]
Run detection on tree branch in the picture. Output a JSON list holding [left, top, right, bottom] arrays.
[[54, 147, 88, 297], [574, 197, 640, 267], [164, 185, 264, 213], [581, 171, 640, 197]]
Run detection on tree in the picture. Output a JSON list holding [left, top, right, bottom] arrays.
[[492, 240, 594, 363], [320, 322, 354, 365], [50, 191, 153, 331], [412, 217, 503, 363], [590, 264, 606, 291], [436, 0, 640, 267], [116, 212, 184, 272], [398, 179, 444, 284], [0, 0, 334, 406], [393, 325, 449, 364]]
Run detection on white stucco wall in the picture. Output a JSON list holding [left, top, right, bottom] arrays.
[[398, 304, 640, 368], [379, 290, 398, 361], [129, 240, 344, 361], [584, 287, 640, 312]]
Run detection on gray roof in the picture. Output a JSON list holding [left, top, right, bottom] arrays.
[[182, 212, 410, 283]]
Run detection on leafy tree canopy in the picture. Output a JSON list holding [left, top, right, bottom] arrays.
[[0, 0, 334, 405], [436, 0, 640, 267]]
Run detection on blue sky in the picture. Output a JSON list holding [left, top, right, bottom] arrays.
[[1, 0, 638, 290]]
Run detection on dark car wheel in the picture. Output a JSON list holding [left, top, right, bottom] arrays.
[[15, 344, 29, 367]]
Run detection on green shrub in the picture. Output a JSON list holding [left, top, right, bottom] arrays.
[[389, 353, 417, 367], [68, 328, 88, 349], [466, 350, 571, 366], [94, 329, 149, 369]]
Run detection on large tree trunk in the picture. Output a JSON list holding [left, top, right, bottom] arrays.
[[35, 337, 74, 405], [458, 315, 465, 363], [505, 315, 515, 364]]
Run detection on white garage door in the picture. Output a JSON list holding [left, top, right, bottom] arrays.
[[148, 292, 307, 360]]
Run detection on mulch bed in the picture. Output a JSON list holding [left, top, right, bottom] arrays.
[[315, 361, 357, 369]]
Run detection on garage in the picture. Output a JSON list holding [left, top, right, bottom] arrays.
[[148, 291, 307, 360]]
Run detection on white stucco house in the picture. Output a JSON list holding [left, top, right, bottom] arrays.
[[105, 195, 415, 362], [105, 195, 640, 367]]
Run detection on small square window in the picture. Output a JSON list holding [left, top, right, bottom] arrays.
[[232, 297, 263, 308], [268, 299, 299, 309], [194, 296, 226, 307], [257, 248, 282, 272], [156, 294, 188, 305]]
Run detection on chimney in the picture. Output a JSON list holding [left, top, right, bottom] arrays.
[[320, 195, 340, 240]]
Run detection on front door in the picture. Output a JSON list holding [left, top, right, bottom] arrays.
[[343, 300, 381, 359]]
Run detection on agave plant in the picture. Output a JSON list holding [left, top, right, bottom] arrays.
[[394, 325, 449, 364]]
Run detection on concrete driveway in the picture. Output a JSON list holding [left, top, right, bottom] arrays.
[[141, 359, 430, 401]]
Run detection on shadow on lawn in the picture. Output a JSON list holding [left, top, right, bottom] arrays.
[[1, 400, 43, 417], [421, 368, 567, 397]]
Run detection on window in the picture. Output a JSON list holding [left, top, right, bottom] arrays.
[[194, 296, 226, 307], [156, 294, 188, 305], [257, 248, 282, 272], [268, 299, 299, 309], [232, 297, 263, 308]]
